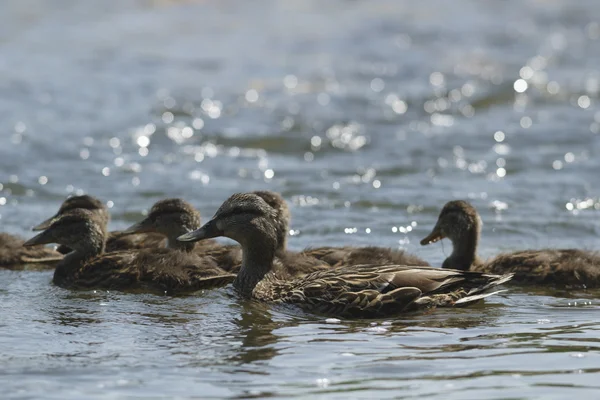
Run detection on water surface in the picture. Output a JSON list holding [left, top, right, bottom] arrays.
[[1, 1, 600, 398]]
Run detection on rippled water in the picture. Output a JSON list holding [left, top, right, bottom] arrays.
[[2, 0, 600, 398]]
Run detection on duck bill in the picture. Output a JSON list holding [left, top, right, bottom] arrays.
[[32, 215, 58, 231], [420, 226, 445, 246], [23, 230, 54, 247], [177, 220, 222, 242], [119, 219, 152, 236]]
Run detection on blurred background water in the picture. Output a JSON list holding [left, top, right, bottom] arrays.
[[1, 0, 600, 398]]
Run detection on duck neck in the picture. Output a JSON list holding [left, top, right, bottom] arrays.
[[445, 226, 480, 271], [53, 239, 105, 285], [234, 240, 276, 298]]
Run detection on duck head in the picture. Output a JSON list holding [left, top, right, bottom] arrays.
[[178, 193, 278, 253], [33, 195, 109, 231], [25, 208, 107, 255], [420, 200, 482, 270]]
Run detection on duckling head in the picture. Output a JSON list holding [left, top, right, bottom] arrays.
[[420, 200, 482, 269], [178, 193, 279, 252], [25, 208, 107, 254], [33, 195, 108, 231], [421, 200, 481, 245], [120, 198, 201, 241]]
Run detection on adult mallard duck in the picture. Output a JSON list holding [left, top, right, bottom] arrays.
[[120, 193, 330, 276], [0, 232, 63, 270], [24, 208, 235, 294], [34, 195, 165, 253], [420, 200, 600, 288], [177, 193, 512, 318]]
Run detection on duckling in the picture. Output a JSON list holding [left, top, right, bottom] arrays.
[[34, 195, 165, 253], [420, 200, 600, 288], [24, 209, 235, 294], [250, 191, 428, 267], [177, 193, 513, 318], [0, 232, 63, 270], [121, 193, 329, 276], [301, 245, 429, 268]]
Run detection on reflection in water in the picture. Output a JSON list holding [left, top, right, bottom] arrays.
[[228, 301, 281, 365]]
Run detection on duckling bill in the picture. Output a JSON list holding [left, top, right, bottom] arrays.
[[177, 193, 512, 318]]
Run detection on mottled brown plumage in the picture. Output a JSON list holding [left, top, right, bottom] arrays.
[[0, 232, 62, 270], [421, 200, 600, 288], [34, 195, 165, 254], [24, 209, 235, 294], [177, 193, 512, 318]]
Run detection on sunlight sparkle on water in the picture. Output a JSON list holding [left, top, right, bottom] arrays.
[[514, 79, 528, 93]]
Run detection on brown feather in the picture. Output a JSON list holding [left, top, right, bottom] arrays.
[[0, 233, 63, 270]]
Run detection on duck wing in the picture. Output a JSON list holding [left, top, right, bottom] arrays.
[[264, 265, 512, 318]]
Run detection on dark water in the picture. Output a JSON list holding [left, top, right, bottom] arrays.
[[1, 0, 600, 398]]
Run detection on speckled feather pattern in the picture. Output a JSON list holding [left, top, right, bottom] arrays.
[[249, 264, 511, 318]]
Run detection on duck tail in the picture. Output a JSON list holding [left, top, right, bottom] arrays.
[[470, 272, 514, 295], [454, 289, 507, 306], [454, 272, 513, 306]]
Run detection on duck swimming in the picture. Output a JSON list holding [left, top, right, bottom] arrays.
[[24, 208, 235, 294], [0, 232, 63, 270], [420, 200, 600, 288], [34, 194, 165, 253], [177, 193, 512, 318], [121, 193, 331, 277]]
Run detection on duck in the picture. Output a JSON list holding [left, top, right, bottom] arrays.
[[0, 232, 63, 270], [33, 194, 166, 254], [24, 208, 235, 294], [120, 193, 330, 276], [420, 200, 600, 288], [177, 193, 513, 318]]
